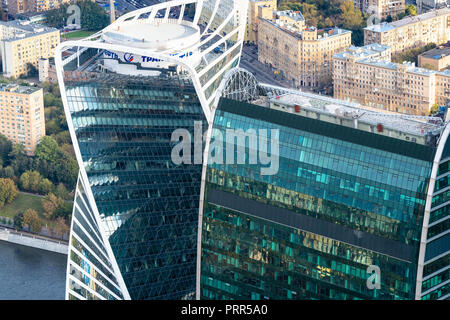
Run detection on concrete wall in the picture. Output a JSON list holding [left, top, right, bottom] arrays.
[[0, 228, 68, 255]]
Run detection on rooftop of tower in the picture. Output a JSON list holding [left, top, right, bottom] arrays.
[[102, 19, 200, 51]]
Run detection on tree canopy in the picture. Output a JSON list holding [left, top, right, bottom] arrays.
[[46, 1, 109, 31], [0, 178, 18, 208], [278, 0, 367, 45], [23, 209, 43, 233]]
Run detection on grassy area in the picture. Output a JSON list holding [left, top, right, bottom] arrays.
[[0, 193, 60, 229], [62, 30, 97, 39], [0, 193, 44, 219]]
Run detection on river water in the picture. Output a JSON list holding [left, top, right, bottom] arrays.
[[0, 240, 66, 300]]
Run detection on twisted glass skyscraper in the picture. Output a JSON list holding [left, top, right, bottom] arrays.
[[56, 0, 248, 300], [57, 2, 450, 300]]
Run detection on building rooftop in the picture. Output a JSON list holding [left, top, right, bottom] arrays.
[[0, 83, 41, 94], [364, 7, 450, 32], [356, 58, 440, 76], [275, 10, 305, 22], [261, 18, 351, 40], [0, 20, 59, 42], [419, 44, 450, 60], [333, 43, 391, 60], [102, 19, 200, 51], [245, 84, 444, 145], [334, 44, 445, 76]]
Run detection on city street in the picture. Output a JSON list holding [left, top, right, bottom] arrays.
[[239, 44, 292, 89], [114, 0, 163, 13]]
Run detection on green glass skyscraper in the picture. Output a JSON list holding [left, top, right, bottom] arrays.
[[199, 69, 450, 300]]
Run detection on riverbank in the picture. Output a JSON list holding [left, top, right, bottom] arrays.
[[0, 227, 68, 255]]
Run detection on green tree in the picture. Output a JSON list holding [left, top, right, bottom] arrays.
[[324, 17, 334, 28], [430, 103, 439, 115], [19, 170, 42, 192], [55, 183, 70, 200], [45, 1, 109, 31], [0, 166, 15, 179], [298, 3, 320, 27], [14, 212, 24, 230], [42, 193, 63, 220], [23, 209, 43, 233], [35, 136, 60, 162], [54, 131, 72, 146], [0, 178, 18, 208], [44, 93, 56, 107], [54, 151, 78, 187], [53, 217, 69, 238], [339, 1, 363, 29], [9, 143, 31, 177], [0, 134, 12, 166], [405, 4, 417, 16], [9, 142, 26, 159], [56, 201, 73, 220], [38, 178, 54, 195]]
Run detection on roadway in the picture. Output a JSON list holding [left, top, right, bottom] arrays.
[[239, 44, 293, 89], [114, 0, 167, 14]]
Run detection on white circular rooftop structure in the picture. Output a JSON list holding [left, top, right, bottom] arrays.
[[103, 19, 200, 51]]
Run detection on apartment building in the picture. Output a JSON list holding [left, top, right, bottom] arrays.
[[7, 0, 70, 17], [364, 8, 450, 56], [245, 0, 277, 43], [258, 13, 351, 92], [417, 0, 449, 13], [436, 70, 450, 106], [0, 84, 45, 155], [0, 20, 60, 78], [418, 43, 450, 71], [333, 43, 450, 115], [355, 0, 405, 20]]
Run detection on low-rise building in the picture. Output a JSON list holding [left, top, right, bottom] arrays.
[[0, 83, 45, 155], [333, 43, 450, 115], [355, 0, 405, 20], [364, 8, 450, 56], [418, 43, 450, 71], [0, 20, 60, 78], [258, 14, 351, 92]]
